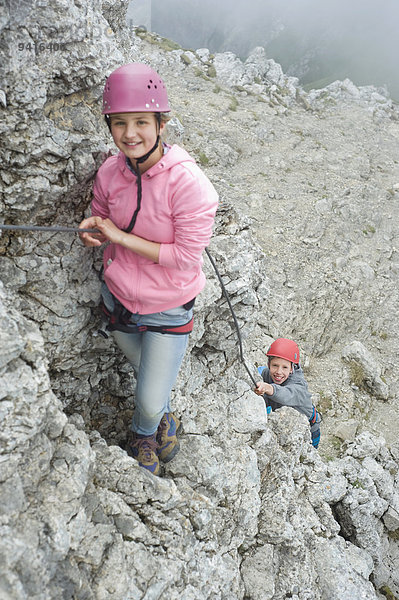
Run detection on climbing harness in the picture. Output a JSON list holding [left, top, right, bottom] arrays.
[[309, 405, 318, 426], [309, 407, 322, 449], [99, 294, 194, 338]]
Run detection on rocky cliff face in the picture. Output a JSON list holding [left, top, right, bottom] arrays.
[[1, 2, 399, 599]]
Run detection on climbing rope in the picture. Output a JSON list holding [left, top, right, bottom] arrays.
[[0, 224, 97, 233], [205, 248, 257, 386]]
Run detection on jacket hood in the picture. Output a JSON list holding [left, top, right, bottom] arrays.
[[115, 144, 196, 180], [286, 363, 304, 384]]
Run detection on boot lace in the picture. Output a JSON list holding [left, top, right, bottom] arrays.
[[132, 436, 158, 460]]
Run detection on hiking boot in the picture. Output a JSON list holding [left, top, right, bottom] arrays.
[[157, 412, 181, 462], [129, 433, 160, 475]]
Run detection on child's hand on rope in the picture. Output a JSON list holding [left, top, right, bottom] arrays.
[[254, 381, 273, 396], [79, 216, 107, 247]]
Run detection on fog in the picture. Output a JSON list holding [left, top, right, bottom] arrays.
[[146, 0, 399, 100]]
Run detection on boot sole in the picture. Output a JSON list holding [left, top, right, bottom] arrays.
[[160, 441, 180, 463]]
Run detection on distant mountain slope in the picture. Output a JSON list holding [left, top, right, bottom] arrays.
[[150, 0, 399, 99]]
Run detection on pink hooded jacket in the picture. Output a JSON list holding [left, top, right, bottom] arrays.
[[91, 145, 218, 315]]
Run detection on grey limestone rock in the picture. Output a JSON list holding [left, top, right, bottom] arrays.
[[1, 1, 399, 599], [212, 46, 299, 107], [342, 340, 389, 400]]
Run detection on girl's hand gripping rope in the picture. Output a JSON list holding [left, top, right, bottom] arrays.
[[79, 216, 132, 247], [79, 216, 109, 247]]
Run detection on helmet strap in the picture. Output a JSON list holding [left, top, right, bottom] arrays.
[[104, 113, 162, 167], [135, 134, 161, 166], [104, 114, 112, 133], [122, 114, 162, 235]]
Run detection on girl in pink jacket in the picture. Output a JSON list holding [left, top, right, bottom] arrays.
[[79, 63, 218, 476]]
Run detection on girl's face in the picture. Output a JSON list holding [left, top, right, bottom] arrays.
[[109, 112, 165, 164], [268, 357, 293, 385]]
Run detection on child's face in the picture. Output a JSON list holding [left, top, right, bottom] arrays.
[[268, 357, 293, 385], [109, 112, 165, 162]]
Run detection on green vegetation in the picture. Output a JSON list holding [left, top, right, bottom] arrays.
[[229, 96, 238, 111], [317, 391, 333, 413], [197, 152, 209, 166], [362, 224, 376, 235], [157, 38, 182, 51], [371, 330, 388, 340], [348, 361, 366, 389], [331, 436, 342, 451], [322, 435, 344, 462], [135, 29, 182, 52], [388, 529, 399, 542], [194, 67, 210, 81], [233, 85, 247, 93], [352, 479, 365, 489], [207, 64, 217, 78], [379, 586, 399, 600], [180, 53, 191, 66]]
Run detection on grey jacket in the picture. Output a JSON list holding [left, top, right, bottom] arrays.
[[260, 364, 313, 420]]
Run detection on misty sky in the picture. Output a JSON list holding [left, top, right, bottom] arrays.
[[149, 0, 399, 99]]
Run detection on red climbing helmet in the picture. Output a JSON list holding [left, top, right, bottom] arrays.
[[102, 63, 171, 114], [266, 338, 300, 364]]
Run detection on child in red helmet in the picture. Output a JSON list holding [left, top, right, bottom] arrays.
[[255, 338, 321, 448], [79, 63, 218, 475]]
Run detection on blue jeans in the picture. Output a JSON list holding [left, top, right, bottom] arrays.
[[102, 284, 191, 436]]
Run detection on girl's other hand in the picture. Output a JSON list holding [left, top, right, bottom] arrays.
[[94, 218, 126, 245]]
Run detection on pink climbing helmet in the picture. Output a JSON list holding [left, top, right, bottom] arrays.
[[102, 63, 171, 114]]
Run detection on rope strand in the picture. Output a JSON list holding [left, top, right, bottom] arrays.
[[0, 224, 98, 233], [205, 248, 257, 386]]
